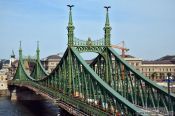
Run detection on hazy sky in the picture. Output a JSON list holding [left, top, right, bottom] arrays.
[[0, 0, 175, 60]]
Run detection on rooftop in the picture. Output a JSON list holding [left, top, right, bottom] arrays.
[[156, 55, 175, 61], [142, 60, 174, 64], [123, 54, 135, 58], [143, 55, 175, 64], [46, 54, 62, 60]]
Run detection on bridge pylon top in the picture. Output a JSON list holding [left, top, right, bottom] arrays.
[[67, 5, 75, 47], [19, 41, 22, 61], [67, 5, 74, 26], [104, 6, 112, 46], [66, 6, 112, 53], [36, 41, 40, 61], [104, 6, 111, 27]]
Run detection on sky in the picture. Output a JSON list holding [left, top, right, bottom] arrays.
[[0, 0, 175, 60]]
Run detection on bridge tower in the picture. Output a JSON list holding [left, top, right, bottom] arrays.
[[67, 5, 75, 47], [14, 41, 26, 80], [30, 41, 49, 80], [103, 6, 112, 85], [67, 5, 75, 95], [35, 41, 40, 80]]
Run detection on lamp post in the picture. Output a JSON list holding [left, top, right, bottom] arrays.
[[167, 72, 171, 115]]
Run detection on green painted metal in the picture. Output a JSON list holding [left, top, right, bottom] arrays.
[[11, 46, 148, 115], [67, 6, 111, 53], [90, 47, 175, 113], [13, 41, 35, 81], [10, 5, 175, 115], [8, 80, 111, 116], [104, 6, 111, 46], [67, 5, 75, 47], [30, 41, 49, 80], [71, 47, 147, 115], [73, 37, 106, 53], [109, 47, 175, 98]]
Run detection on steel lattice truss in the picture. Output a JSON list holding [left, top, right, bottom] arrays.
[[9, 5, 175, 116]]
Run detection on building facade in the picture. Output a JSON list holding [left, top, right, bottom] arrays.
[[125, 55, 175, 81], [0, 73, 7, 90], [42, 54, 62, 73]]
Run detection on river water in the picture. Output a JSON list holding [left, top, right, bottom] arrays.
[[0, 96, 71, 116]]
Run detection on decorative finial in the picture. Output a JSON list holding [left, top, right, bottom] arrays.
[[67, 5, 74, 26], [67, 5, 74, 11], [67, 5, 75, 47], [104, 6, 112, 46], [37, 41, 39, 49], [104, 6, 111, 12], [36, 41, 40, 61], [20, 41, 22, 49], [104, 6, 111, 26], [19, 41, 22, 60]]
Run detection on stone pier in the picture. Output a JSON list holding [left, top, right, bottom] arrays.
[[11, 89, 17, 100]]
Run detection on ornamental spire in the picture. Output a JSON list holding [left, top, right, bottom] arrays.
[[19, 41, 22, 61], [105, 6, 110, 26], [104, 6, 112, 46], [19, 41, 22, 50], [36, 41, 40, 61], [68, 5, 74, 26], [67, 5, 75, 47]]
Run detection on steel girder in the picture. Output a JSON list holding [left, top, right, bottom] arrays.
[[12, 47, 149, 115], [90, 47, 175, 115]]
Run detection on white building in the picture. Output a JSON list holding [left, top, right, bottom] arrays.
[[0, 73, 8, 90]]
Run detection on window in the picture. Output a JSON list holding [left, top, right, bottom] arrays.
[[136, 63, 139, 66]]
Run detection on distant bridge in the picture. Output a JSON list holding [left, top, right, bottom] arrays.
[[8, 5, 175, 116]]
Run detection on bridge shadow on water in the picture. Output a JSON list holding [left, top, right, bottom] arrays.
[[0, 96, 72, 116], [7, 86, 73, 116], [18, 100, 72, 116]]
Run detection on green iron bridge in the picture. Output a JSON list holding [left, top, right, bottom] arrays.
[[8, 5, 175, 116]]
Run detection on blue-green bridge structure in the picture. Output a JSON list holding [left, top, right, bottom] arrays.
[[8, 6, 175, 116]]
